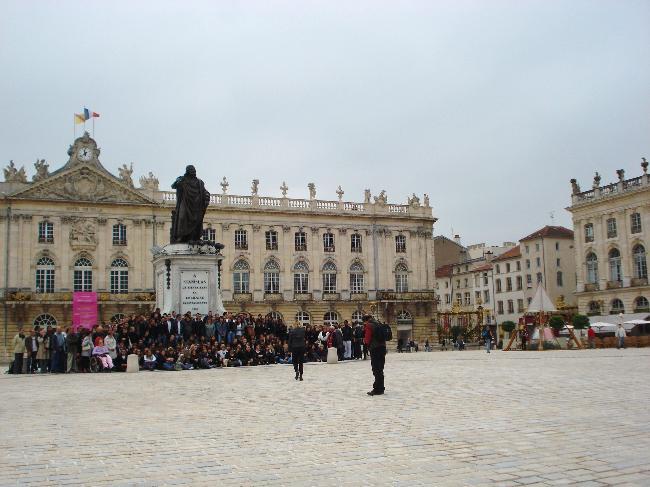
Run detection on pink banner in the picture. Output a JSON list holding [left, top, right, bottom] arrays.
[[72, 292, 98, 330]]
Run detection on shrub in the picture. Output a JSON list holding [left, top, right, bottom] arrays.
[[572, 314, 590, 330], [501, 321, 516, 333], [549, 316, 565, 332]]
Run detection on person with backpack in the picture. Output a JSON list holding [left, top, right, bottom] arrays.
[[363, 315, 391, 396], [482, 326, 493, 353]]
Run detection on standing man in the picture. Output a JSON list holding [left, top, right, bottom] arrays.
[[482, 326, 493, 353], [587, 326, 596, 349], [66, 327, 80, 373], [615, 323, 626, 349], [12, 327, 26, 374], [24, 328, 39, 373], [353, 321, 364, 359], [50, 326, 67, 373], [363, 315, 386, 396], [342, 320, 353, 360]]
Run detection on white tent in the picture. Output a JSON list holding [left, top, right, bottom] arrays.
[[584, 313, 650, 332], [589, 322, 617, 333], [527, 285, 556, 313]]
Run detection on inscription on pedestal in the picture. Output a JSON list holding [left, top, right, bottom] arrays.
[[180, 270, 209, 315]]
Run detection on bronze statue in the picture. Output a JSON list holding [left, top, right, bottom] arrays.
[[170, 165, 210, 244]]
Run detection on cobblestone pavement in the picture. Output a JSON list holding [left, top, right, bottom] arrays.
[[1, 349, 649, 486]]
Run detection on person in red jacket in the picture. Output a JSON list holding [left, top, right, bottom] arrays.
[[587, 326, 596, 349], [363, 315, 386, 396]]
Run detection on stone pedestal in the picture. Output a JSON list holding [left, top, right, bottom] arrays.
[[152, 243, 225, 316], [126, 354, 140, 373]]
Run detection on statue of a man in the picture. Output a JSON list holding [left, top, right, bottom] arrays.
[[170, 165, 210, 244]]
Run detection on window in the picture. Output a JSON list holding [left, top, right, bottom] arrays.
[[526, 259, 530, 269], [295, 231, 307, 251], [606, 218, 617, 238], [202, 228, 216, 242], [265, 230, 278, 251], [464, 278, 468, 287], [351, 233, 362, 252], [586, 253, 598, 284], [496, 264, 501, 274], [483, 290, 490, 303], [395, 263, 408, 292], [475, 290, 481, 302], [456, 280, 460, 288], [506, 263, 511, 273], [351, 310, 364, 324], [584, 223, 594, 242], [324, 311, 339, 326], [73, 257, 93, 292], [516, 276, 523, 290], [323, 232, 335, 252], [445, 294, 451, 304], [483, 273, 488, 286], [635, 296, 649, 311], [263, 260, 280, 293], [536, 272, 543, 284], [555, 242, 560, 251], [608, 248, 622, 282], [33, 313, 57, 329], [610, 299, 624, 314], [525, 245, 529, 254], [35, 257, 55, 293], [556, 258, 561, 267], [506, 277, 512, 292], [556, 271, 563, 287], [294, 261, 309, 294], [112, 223, 127, 246], [455, 293, 461, 304], [266, 311, 283, 321], [322, 261, 337, 294], [495, 279, 502, 293], [633, 245, 647, 279], [110, 258, 129, 294], [233, 260, 250, 294], [631, 212, 642, 234], [536, 257, 541, 268], [535, 243, 540, 252], [507, 300, 514, 314], [497, 301, 504, 315], [110, 314, 126, 324], [235, 229, 248, 250], [38, 221, 53, 243], [350, 262, 364, 293], [526, 274, 532, 287], [516, 261, 521, 271], [395, 235, 406, 253], [517, 299, 524, 313], [296, 311, 311, 326], [527, 297, 532, 305], [464, 292, 470, 305], [445, 281, 449, 288]]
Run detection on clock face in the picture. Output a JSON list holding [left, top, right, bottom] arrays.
[[77, 147, 92, 162]]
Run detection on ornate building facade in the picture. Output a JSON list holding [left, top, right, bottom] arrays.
[[0, 133, 437, 357], [568, 161, 649, 318]]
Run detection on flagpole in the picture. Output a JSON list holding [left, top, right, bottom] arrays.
[[73, 115, 76, 140], [92, 117, 95, 138]]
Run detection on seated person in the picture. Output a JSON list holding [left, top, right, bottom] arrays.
[[142, 348, 157, 371], [114, 345, 130, 372], [162, 347, 177, 370], [92, 337, 114, 371]]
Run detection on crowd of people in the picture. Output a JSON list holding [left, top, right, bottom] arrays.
[[9, 309, 370, 374]]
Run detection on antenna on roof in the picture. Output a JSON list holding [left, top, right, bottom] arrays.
[[549, 211, 555, 224]]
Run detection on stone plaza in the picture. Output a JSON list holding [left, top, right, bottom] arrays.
[[1, 349, 649, 486]]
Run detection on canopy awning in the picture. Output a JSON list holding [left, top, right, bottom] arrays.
[[527, 285, 556, 313], [585, 313, 650, 332]]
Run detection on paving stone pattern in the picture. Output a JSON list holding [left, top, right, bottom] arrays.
[[1, 349, 649, 486]]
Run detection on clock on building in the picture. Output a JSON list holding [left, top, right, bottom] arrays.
[[77, 147, 92, 162]]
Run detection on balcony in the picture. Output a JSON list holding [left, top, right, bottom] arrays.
[[38, 237, 54, 244], [233, 293, 252, 303], [350, 292, 368, 301], [324, 246, 335, 253], [112, 239, 128, 246], [584, 283, 599, 292], [263, 292, 283, 302], [235, 243, 248, 251], [295, 244, 307, 252], [266, 244, 278, 251], [322, 292, 340, 301], [631, 278, 648, 287], [606, 280, 622, 289], [376, 290, 436, 301], [294, 292, 312, 301]]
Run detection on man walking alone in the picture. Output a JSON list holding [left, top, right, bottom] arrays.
[[363, 315, 386, 396]]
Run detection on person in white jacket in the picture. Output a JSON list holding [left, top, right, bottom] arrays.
[[615, 324, 626, 349]]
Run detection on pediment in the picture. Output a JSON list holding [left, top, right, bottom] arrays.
[[10, 164, 157, 205]]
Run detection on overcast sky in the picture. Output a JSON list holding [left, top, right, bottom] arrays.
[[1, 1, 648, 245]]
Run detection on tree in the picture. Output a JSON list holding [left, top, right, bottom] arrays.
[[572, 314, 590, 330], [501, 321, 516, 333], [549, 316, 565, 332]]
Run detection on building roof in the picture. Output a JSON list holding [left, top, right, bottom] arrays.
[[520, 225, 574, 242], [492, 246, 522, 262], [435, 264, 454, 278], [473, 263, 493, 272]]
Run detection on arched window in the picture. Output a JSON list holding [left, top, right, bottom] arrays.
[[588, 301, 601, 314], [351, 310, 363, 324], [111, 313, 126, 324], [295, 311, 311, 326], [294, 261, 309, 294], [322, 261, 337, 294], [266, 311, 283, 321], [395, 262, 408, 292], [110, 258, 129, 294], [324, 311, 339, 326], [73, 257, 93, 292], [35, 257, 55, 293], [633, 245, 647, 279], [608, 248, 622, 282], [610, 298, 624, 314], [263, 260, 280, 294], [350, 262, 364, 293], [112, 223, 127, 245], [233, 259, 250, 294], [635, 296, 649, 311], [397, 310, 413, 324], [33, 313, 57, 329], [586, 253, 598, 284]]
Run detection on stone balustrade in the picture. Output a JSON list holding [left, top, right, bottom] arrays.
[[571, 171, 650, 205]]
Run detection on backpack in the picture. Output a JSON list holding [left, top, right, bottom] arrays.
[[378, 322, 393, 342]]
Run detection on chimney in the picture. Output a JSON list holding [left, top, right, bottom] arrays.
[[485, 250, 493, 262], [454, 234, 461, 245]]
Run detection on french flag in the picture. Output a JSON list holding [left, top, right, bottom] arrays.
[[83, 107, 100, 120]]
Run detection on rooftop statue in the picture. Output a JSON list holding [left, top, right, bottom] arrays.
[[170, 165, 210, 244]]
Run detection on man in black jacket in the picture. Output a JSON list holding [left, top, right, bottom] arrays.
[[342, 320, 353, 360], [363, 315, 386, 396]]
